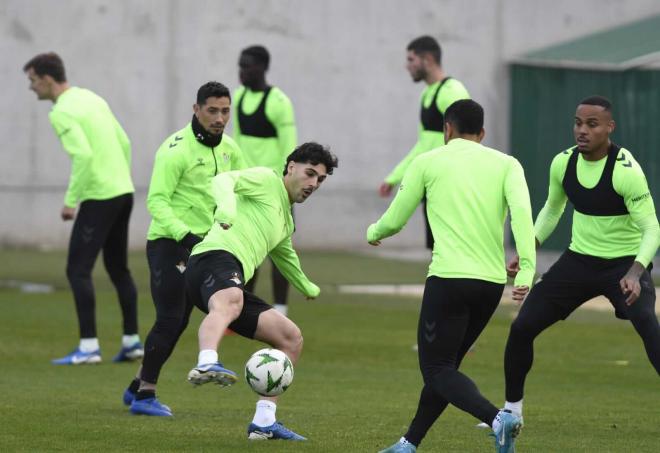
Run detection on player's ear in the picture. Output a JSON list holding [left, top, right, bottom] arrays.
[[477, 128, 485, 143], [443, 122, 453, 144], [608, 120, 615, 134]]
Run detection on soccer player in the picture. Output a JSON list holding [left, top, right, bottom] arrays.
[[184, 142, 338, 440], [379, 35, 470, 250], [233, 45, 297, 316], [122, 82, 246, 416], [503, 96, 660, 422], [368, 100, 535, 453], [24, 52, 141, 365]]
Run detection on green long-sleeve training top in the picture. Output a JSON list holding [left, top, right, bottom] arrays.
[[535, 146, 659, 266], [147, 124, 246, 241], [49, 87, 134, 207], [369, 138, 536, 288], [192, 167, 319, 297]]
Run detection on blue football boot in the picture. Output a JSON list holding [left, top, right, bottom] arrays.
[[52, 348, 101, 365], [378, 438, 417, 452], [187, 362, 237, 387], [247, 421, 306, 440], [130, 397, 172, 417], [113, 342, 144, 362], [493, 410, 523, 453]]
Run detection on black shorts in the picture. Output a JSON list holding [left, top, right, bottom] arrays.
[[529, 249, 655, 320], [185, 250, 272, 338]]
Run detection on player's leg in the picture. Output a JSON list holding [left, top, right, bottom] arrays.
[[186, 251, 245, 386], [53, 199, 115, 364], [418, 278, 503, 424], [101, 194, 140, 361], [604, 266, 660, 375], [127, 239, 190, 416], [382, 277, 519, 452], [403, 279, 505, 445], [240, 302, 305, 440], [504, 250, 598, 414]]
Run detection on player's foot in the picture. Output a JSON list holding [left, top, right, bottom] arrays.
[[187, 362, 237, 387], [130, 397, 172, 416], [247, 421, 306, 440], [493, 410, 522, 453], [378, 437, 417, 452], [477, 413, 523, 429], [122, 388, 136, 406], [112, 342, 144, 362], [52, 348, 102, 365]]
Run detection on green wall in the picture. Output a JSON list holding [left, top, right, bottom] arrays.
[[510, 64, 660, 250]]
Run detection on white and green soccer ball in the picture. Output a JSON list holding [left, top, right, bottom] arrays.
[[244, 348, 294, 396]]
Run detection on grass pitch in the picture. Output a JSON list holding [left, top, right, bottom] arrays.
[[0, 249, 658, 452]]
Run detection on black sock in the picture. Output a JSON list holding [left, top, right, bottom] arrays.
[[135, 390, 156, 401], [128, 378, 140, 393]]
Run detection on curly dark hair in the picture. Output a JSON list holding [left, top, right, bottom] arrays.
[[284, 142, 338, 175]]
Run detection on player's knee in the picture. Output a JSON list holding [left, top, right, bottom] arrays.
[[509, 316, 536, 341], [281, 325, 303, 360], [65, 263, 89, 282], [153, 315, 184, 335], [105, 265, 130, 283]]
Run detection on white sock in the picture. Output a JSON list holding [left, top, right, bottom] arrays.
[[122, 334, 140, 348], [197, 349, 218, 366], [492, 411, 503, 433], [79, 338, 99, 353], [273, 304, 288, 316], [252, 400, 277, 427], [504, 399, 523, 416]]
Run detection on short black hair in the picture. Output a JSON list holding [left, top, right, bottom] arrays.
[[196, 81, 230, 105], [579, 95, 612, 112], [23, 52, 67, 82], [241, 45, 270, 70], [444, 99, 484, 135], [407, 36, 441, 64], [284, 142, 338, 176]]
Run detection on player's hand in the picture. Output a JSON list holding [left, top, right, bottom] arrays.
[[379, 182, 393, 198], [368, 240, 381, 246], [619, 262, 644, 305], [61, 206, 76, 221], [506, 255, 520, 278], [219, 222, 231, 230], [511, 285, 529, 304]]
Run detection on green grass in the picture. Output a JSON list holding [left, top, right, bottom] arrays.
[[0, 249, 658, 452]]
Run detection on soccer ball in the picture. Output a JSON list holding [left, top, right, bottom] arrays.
[[244, 348, 294, 396]]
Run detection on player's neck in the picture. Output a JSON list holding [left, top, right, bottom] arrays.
[[247, 78, 267, 92], [582, 141, 611, 161], [51, 83, 70, 102], [425, 67, 444, 85]]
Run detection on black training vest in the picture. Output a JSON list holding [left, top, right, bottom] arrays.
[[237, 86, 278, 138], [420, 77, 451, 132], [562, 144, 628, 216]]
